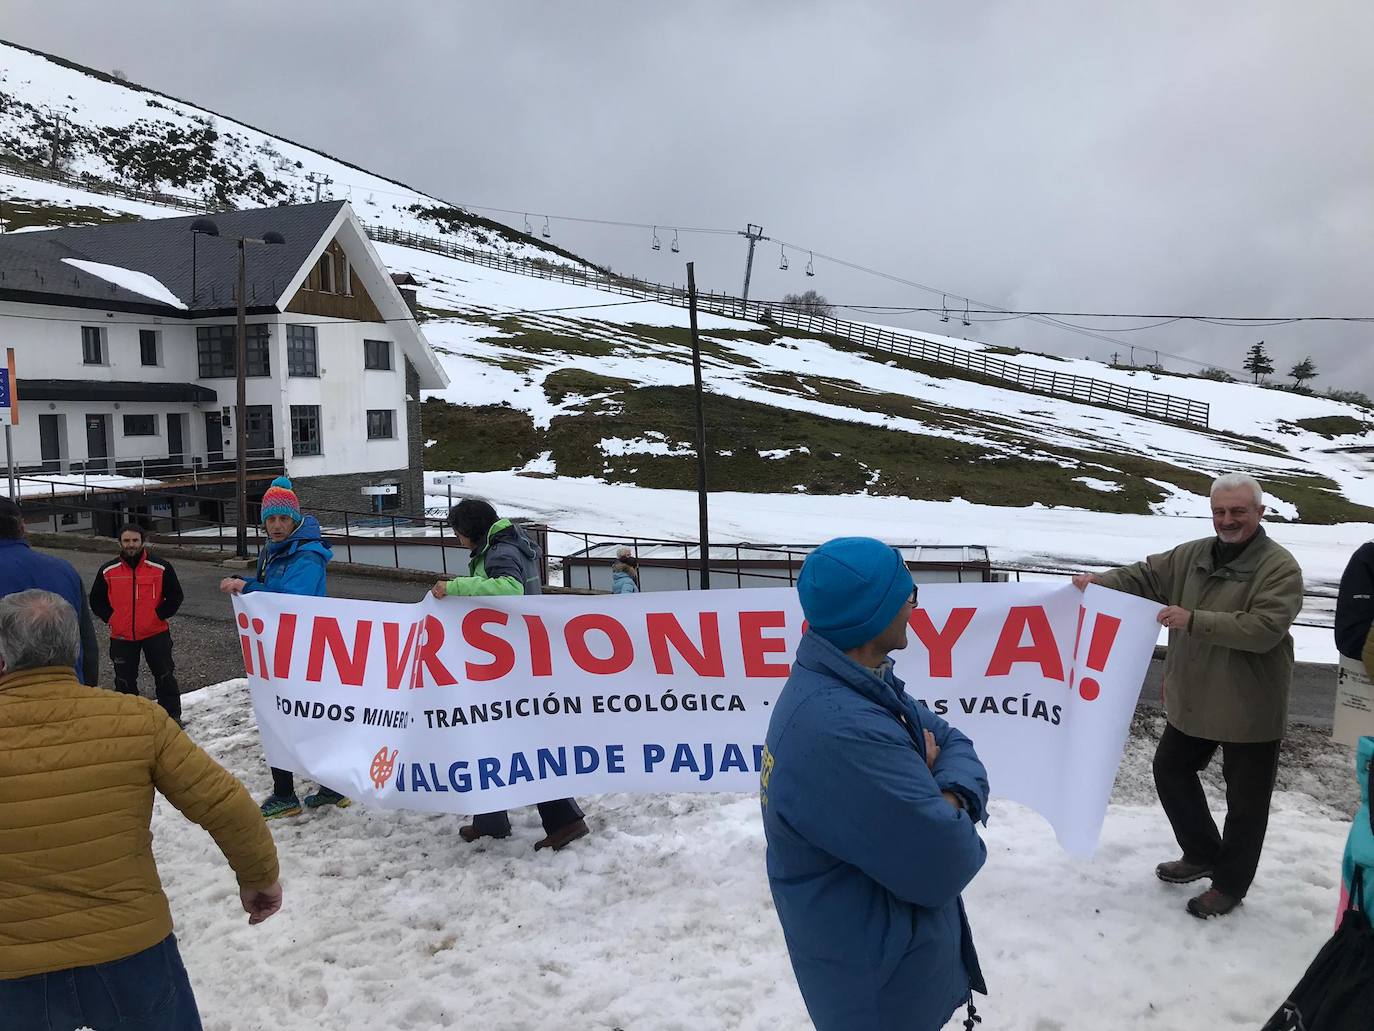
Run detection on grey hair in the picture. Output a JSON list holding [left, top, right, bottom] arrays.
[[1210, 472, 1263, 507], [0, 589, 79, 673]]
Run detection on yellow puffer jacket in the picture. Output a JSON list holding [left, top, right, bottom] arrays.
[[0, 667, 279, 979]]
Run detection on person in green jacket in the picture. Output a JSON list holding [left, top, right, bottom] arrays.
[[430, 499, 590, 851], [1074, 472, 1303, 919]]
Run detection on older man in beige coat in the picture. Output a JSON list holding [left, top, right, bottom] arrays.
[[1074, 472, 1303, 919]]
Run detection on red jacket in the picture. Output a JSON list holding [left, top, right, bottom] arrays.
[[90, 552, 184, 641]]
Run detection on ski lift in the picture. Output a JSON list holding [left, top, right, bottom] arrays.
[[541, 216, 551, 239], [670, 229, 680, 253], [939, 294, 950, 323], [779, 245, 789, 271], [805, 251, 815, 277], [524, 213, 532, 235], [651, 226, 662, 251], [961, 300, 971, 327]]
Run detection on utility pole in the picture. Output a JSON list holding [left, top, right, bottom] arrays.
[[1110, 351, 1120, 366], [737, 223, 768, 308], [687, 262, 710, 590], [44, 111, 65, 170], [304, 173, 333, 202]]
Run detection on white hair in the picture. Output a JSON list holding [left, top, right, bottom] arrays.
[[0, 589, 79, 672], [1210, 472, 1263, 507]]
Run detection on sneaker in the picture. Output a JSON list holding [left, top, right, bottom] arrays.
[[1187, 888, 1242, 919], [260, 794, 302, 820], [303, 788, 352, 810], [534, 817, 590, 852], [1156, 857, 1214, 884]]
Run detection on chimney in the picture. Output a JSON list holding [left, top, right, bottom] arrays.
[[391, 272, 419, 317]]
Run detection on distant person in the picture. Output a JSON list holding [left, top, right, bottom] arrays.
[[762, 536, 989, 1031], [1335, 538, 1374, 676], [0, 588, 282, 1030], [611, 546, 641, 594], [1073, 472, 1303, 918], [431, 498, 589, 850], [90, 523, 185, 723], [0, 497, 98, 686], [219, 477, 349, 819]]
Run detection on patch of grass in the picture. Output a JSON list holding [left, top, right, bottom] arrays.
[[0, 199, 139, 231], [1264, 474, 1374, 525], [1287, 416, 1370, 439], [543, 369, 626, 405], [420, 399, 541, 471]]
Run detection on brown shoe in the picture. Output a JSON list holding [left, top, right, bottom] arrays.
[[1156, 857, 1214, 884], [1187, 888, 1241, 918], [459, 824, 510, 843], [534, 817, 589, 852]]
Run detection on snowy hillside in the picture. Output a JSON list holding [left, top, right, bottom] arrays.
[[3, 37, 1372, 560], [0, 39, 583, 263]]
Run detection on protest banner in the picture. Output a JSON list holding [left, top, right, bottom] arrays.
[[234, 582, 1159, 854]]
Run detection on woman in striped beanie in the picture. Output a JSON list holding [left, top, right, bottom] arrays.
[[219, 477, 348, 818]]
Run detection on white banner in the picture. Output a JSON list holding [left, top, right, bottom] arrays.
[[234, 583, 1159, 855]]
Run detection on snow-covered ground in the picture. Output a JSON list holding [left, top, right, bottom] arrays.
[[158, 681, 1355, 1031]]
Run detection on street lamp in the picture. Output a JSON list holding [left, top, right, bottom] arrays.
[[189, 220, 286, 558]]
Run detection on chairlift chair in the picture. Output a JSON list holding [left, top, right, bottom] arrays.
[[651, 226, 662, 251], [940, 293, 951, 322], [961, 301, 971, 327], [779, 245, 789, 271], [670, 230, 680, 253], [524, 213, 533, 235], [805, 252, 815, 277], [541, 216, 551, 239]]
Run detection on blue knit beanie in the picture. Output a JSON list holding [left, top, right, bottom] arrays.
[[797, 537, 913, 651]]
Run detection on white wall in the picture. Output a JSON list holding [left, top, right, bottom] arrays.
[[275, 313, 409, 477]]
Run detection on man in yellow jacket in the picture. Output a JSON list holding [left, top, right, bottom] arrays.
[[0, 588, 282, 1030]]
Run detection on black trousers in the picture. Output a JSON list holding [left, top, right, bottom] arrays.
[[110, 632, 180, 720], [269, 767, 343, 801], [1153, 722, 1281, 898], [474, 798, 584, 837]]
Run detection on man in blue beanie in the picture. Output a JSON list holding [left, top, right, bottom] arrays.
[[762, 536, 990, 1031]]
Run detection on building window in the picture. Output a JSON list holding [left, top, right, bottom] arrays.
[[287, 325, 318, 377], [364, 338, 392, 370], [366, 409, 396, 440], [123, 413, 157, 436], [139, 329, 159, 366], [316, 253, 335, 294], [290, 405, 322, 456], [81, 326, 104, 365], [339, 254, 352, 296], [245, 405, 275, 455], [196, 324, 270, 378]]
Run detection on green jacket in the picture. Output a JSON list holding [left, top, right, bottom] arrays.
[[443, 518, 540, 598], [1096, 528, 1303, 742]]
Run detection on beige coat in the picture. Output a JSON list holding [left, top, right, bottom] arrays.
[[0, 667, 279, 979], [1096, 529, 1303, 742]]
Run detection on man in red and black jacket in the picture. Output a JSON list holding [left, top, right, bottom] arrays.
[[89, 524, 185, 722]]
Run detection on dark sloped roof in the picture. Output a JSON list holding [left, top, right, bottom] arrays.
[[0, 202, 345, 316], [21, 379, 219, 403]]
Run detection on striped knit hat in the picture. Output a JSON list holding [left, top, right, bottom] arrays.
[[261, 476, 302, 524]]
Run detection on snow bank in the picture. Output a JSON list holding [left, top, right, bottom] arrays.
[[62, 257, 187, 309], [158, 681, 1353, 1030]]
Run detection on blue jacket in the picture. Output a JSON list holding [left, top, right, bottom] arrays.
[[240, 516, 332, 597], [611, 563, 640, 594], [0, 537, 99, 684], [762, 631, 989, 1031]]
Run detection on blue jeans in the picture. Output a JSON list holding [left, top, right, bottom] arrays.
[[0, 934, 202, 1031]]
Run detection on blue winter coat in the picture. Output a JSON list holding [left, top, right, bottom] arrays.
[[239, 516, 333, 597], [762, 631, 989, 1031], [1341, 736, 1374, 919], [611, 563, 640, 594], [0, 537, 99, 684]]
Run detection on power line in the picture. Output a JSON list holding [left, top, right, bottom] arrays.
[[818, 305, 1372, 326]]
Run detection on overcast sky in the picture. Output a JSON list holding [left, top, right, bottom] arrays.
[[9, 1, 1373, 392]]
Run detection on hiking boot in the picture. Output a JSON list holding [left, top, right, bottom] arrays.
[[260, 794, 302, 820], [1156, 857, 1214, 884], [1187, 888, 1242, 919], [534, 817, 590, 852], [459, 824, 511, 843], [303, 788, 352, 810]]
